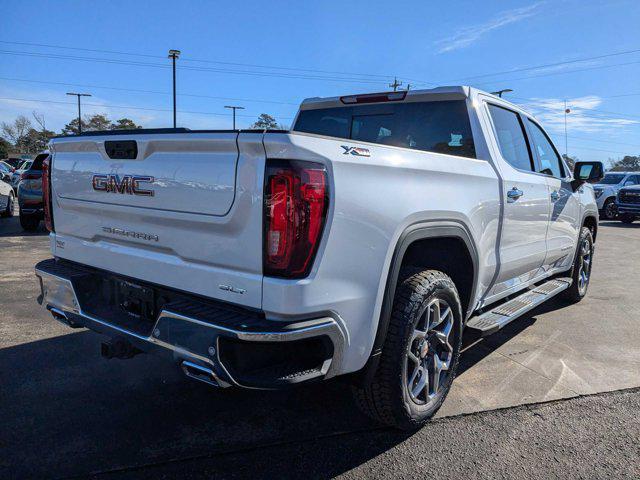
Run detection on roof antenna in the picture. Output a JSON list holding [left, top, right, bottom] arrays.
[[491, 88, 513, 98]]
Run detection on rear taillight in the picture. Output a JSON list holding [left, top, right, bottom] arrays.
[[20, 172, 40, 181], [263, 160, 328, 278], [42, 156, 54, 232]]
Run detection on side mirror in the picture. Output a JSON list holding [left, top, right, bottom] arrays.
[[572, 161, 604, 189]]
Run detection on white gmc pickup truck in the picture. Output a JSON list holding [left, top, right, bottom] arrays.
[[36, 86, 603, 429]]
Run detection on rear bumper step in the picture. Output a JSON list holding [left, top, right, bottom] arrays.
[[35, 258, 345, 389], [466, 278, 572, 336]]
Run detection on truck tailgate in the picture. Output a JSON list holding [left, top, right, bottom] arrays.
[[49, 132, 266, 308], [54, 134, 238, 215]]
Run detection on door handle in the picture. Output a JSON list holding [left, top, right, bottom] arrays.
[[550, 190, 560, 202], [507, 187, 524, 202]]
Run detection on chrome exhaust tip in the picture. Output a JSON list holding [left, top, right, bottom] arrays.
[[48, 306, 82, 329], [181, 360, 220, 387]]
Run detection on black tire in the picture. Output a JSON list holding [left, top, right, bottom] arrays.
[[602, 198, 617, 220], [620, 214, 635, 224], [352, 269, 463, 430], [1, 192, 14, 218], [562, 227, 594, 303], [19, 211, 40, 231]]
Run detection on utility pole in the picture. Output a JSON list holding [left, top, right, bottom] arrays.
[[168, 49, 181, 128], [389, 77, 403, 92], [224, 105, 245, 130], [564, 100, 571, 158], [66, 92, 91, 134]]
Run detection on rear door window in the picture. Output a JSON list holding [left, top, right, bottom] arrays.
[[487, 104, 534, 172], [293, 100, 476, 158]]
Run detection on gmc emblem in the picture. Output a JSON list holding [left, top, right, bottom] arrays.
[[92, 174, 155, 196]]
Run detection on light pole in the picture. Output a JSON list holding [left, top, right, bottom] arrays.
[[224, 105, 245, 130], [66, 92, 91, 134], [168, 49, 181, 128], [564, 100, 571, 158]]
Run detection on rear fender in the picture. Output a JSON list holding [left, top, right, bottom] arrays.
[[358, 221, 479, 384]]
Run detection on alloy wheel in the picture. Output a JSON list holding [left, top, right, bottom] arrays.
[[605, 201, 617, 220], [405, 298, 454, 405], [577, 237, 593, 295]]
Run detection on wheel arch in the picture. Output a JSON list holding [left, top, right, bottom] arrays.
[[358, 221, 479, 383], [583, 213, 598, 243]]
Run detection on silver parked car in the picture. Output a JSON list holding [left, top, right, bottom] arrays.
[[593, 172, 640, 219]]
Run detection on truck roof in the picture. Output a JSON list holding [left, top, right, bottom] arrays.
[[299, 85, 522, 110]]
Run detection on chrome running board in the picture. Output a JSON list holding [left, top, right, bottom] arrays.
[[466, 278, 572, 337]]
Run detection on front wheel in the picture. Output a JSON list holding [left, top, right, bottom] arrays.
[[602, 198, 617, 220], [352, 270, 463, 430], [562, 227, 594, 303]]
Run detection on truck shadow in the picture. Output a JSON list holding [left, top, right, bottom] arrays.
[[0, 214, 48, 238], [0, 297, 571, 479], [0, 328, 379, 479], [458, 296, 568, 376]]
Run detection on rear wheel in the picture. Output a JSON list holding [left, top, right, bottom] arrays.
[[602, 198, 617, 220], [620, 214, 635, 224], [562, 227, 594, 303], [352, 269, 463, 430], [19, 210, 40, 231]]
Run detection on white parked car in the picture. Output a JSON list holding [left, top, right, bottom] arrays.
[[36, 86, 602, 429], [0, 166, 15, 217], [10, 159, 33, 191]]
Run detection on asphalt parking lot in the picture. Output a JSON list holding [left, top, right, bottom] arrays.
[[1, 214, 639, 479]]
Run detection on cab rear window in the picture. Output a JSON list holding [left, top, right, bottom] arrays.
[[293, 100, 476, 158]]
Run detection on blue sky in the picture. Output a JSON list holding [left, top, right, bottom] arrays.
[[2, 0, 640, 163]]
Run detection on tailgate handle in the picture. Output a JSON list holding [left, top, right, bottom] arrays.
[[105, 140, 138, 160]]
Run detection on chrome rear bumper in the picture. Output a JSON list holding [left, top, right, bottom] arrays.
[[35, 259, 345, 389]]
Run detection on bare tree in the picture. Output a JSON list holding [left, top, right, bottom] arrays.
[[1, 115, 32, 143], [1, 115, 32, 152], [32, 111, 47, 132]]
